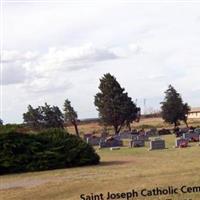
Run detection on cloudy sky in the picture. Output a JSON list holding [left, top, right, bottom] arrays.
[[1, 0, 200, 123]]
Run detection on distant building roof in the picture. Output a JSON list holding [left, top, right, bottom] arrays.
[[189, 107, 200, 113]]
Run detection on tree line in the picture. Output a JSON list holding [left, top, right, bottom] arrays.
[[3, 73, 190, 135]]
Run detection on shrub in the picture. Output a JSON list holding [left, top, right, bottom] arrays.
[[0, 124, 25, 134], [0, 129, 100, 174]]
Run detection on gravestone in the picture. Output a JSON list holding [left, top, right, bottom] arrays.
[[183, 132, 200, 142], [195, 128, 200, 134], [86, 136, 102, 146], [149, 138, 165, 150], [99, 136, 123, 148], [119, 131, 135, 139], [137, 134, 149, 141], [130, 139, 145, 147], [175, 138, 189, 148], [83, 133, 93, 141]]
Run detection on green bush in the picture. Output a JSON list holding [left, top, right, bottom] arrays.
[[0, 124, 24, 134], [0, 129, 100, 174]]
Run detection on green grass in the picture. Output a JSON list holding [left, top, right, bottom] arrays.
[[1, 135, 200, 200]]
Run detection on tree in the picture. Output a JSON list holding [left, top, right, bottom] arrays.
[[63, 99, 79, 136], [125, 106, 141, 131], [23, 105, 43, 129], [94, 73, 140, 134], [160, 85, 190, 127], [0, 119, 3, 126], [23, 103, 64, 129], [40, 103, 64, 129]]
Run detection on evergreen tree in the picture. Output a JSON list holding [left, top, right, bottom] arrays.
[[160, 85, 190, 127], [94, 73, 140, 134], [40, 103, 64, 129], [23, 103, 64, 129], [63, 99, 79, 136], [23, 105, 42, 129], [0, 118, 3, 126]]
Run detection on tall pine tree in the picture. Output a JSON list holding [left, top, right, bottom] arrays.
[[94, 73, 140, 134], [160, 85, 190, 127]]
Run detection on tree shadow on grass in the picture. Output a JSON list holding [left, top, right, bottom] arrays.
[[99, 160, 130, 166]]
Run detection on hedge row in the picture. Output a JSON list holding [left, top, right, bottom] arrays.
[[0, 129, 100, 174]]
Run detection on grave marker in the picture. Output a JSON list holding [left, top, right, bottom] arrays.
[[99, 136, 123, 148], [175, 138, 189, 148], [149, 138, 165, 150], [183, 132, 200, 142], [130, 139, 145, 147]]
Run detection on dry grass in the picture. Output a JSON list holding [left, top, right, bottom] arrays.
[[1, 135, 200, 200], [67, 117, 200, 136]]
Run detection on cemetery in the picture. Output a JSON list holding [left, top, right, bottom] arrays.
[[1, 117, 200, 200], [82, 127, 200, 153], [1, 132, 200, 200]]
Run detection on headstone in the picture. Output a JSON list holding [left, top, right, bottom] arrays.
[[137, 134, 149, 141], [195, 128, 200, 134], [86, 136, 102, 146], [130, 139, 145, 147], [149, 138, 165, 150], [99, 136, 123, 148], [83, 133, 93, 141], [175, 138, 189, 148], [183, 132, 200, 142], [119, 131, 135, 139]]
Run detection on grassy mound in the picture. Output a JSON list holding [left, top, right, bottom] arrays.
[[0, 129, 100, 174]]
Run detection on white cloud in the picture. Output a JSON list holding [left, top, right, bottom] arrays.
[[2, 44, 121, 85], [2, 2, 200, 123], [2, 50, 38, 63]]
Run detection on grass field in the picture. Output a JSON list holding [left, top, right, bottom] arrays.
[[67, 117, 200, 136], [1, 134, 200, 200]]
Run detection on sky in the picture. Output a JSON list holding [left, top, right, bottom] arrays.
[[1, 0, 200, 123]]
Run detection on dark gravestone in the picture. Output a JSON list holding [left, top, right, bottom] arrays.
[[130, 139, 145, 147], [183, 132, 200, 142], [99, 137, 123, 148], [149, 138, 165, 150], [175, 138, 189, 148]]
